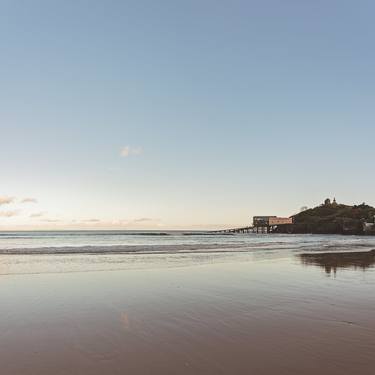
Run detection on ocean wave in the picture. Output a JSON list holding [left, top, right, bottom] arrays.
[[1, 243, 374, 255], [0, 243, 252, 255], [0, 231, 171, 238]]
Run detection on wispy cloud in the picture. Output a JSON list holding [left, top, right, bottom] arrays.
[[30, 211, 46, 218], [0, 210, 19, 217], [0, 196, 14, 206], [133, 217, 155, 223], [116, 217, 162, 226], [120, 146, 143, 157], [21, 197, 38, 204]]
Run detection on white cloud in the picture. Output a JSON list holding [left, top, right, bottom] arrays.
[[30, 212, 46, 218], [120, 146, 143, 157], [133, 217, 155, 223], [0, 196, 14, 206], [21, 197, 38, 204], [42, 218, 61, 223], [0, 210, 19, 217]]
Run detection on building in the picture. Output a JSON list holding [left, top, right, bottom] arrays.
[[363, 215, 375, 234], [324, 197, 338, 206], [324, 198, 331, 206], [269, 217, 294, 226], [253, 216, 276, 227], [253, 216, 293, 227], [363, 222, 375, 234]]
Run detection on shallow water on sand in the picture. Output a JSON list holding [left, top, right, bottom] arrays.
[[0, 233, 374, 374]]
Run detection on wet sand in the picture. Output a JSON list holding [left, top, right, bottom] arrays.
[[300, 249, 375, 274], [0, 250, 374, 374]]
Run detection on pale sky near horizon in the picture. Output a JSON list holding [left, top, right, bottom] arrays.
[[1, 1, 374, 230]]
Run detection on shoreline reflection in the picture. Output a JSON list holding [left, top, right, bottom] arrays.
[[299, 250, 375, 275]]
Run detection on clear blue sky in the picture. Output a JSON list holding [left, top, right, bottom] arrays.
[[1, 0, 374, 229]]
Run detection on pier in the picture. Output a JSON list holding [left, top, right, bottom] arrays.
[[214, 216, 293, 234], [214, 226, 255, 234]]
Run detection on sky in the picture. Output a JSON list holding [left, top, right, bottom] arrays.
[[1, 0, 374, 230]]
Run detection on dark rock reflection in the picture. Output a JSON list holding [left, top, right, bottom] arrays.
[[299, 249, 375, 275]]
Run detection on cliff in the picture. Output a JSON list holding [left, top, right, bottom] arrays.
[[275, 201, 375, 235]]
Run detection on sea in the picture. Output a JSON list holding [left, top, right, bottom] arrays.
[[0, 230, 375, 275]]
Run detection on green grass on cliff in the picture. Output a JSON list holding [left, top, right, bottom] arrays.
[[294, 203, 375, 223], [288, 202, 375, 234]]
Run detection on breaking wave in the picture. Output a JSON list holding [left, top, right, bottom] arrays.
[[0, 243, 253, 255], [1, 241, 375, 255]]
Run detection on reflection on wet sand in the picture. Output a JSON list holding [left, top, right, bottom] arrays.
[[299, 249, 375, 275], [120, 312, 131, 331], [1, 255, 375, 375]]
